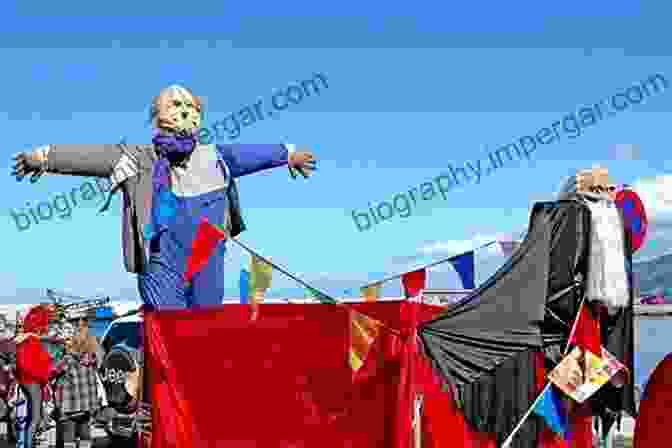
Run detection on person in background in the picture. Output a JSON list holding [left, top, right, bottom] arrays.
[[53, 316, 102, 448], [14, 305, 61, 448]]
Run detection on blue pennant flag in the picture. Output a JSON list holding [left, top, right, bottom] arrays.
[[532, 385, 568, 438], [240, 269, 250, 304], [449, 251, 475, 289]]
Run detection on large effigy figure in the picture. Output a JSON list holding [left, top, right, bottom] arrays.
[[12, 86, 316, 310]]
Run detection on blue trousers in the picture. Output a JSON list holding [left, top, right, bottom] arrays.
[[138, 189, 229, 308], [15, 384, 41, 448]]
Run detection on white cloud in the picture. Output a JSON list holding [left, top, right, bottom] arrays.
[[417, 233, 501, 259]]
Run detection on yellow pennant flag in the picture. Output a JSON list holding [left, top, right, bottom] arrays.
[[250, 255, 273, 294], [360, 283, 382, 302], [349, 311, 380, 375]]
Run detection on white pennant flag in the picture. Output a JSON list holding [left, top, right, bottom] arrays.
[[498, 240, 520, 258]]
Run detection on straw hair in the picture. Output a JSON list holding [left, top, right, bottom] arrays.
[[149, 85, 204, 128]]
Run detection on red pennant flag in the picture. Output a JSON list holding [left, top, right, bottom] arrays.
[[568, 302, 601, 356], [401, 269, 426, 301], [184, 218, 227, 284]]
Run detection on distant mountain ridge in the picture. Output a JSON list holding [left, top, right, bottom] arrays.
[[633, 253, 672, 295]]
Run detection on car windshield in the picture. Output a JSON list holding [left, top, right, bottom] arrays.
[[103, 321, 141, 353]]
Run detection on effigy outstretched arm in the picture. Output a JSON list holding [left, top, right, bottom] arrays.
[[12, 143, 126, 183], [219, 144, 317, 179]]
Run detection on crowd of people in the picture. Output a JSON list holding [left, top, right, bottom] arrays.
[[5, 304, 103, 448]]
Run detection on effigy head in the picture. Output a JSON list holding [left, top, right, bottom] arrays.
[[151, 85, 202, 134]]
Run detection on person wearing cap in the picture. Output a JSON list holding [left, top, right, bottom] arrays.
[[53, 316, 102, 448], [14, 305, 63, 448]]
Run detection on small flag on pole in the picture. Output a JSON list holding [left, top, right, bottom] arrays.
[[568, 301, 601, 357], [184, 218, 227, 284], [531, 385, 569, 438]]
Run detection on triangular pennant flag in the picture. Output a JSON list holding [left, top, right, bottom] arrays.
[[184, 218, 227, 284], [251, 289, 266, 306], [568, 301, 601, 357], [250, 255, 273, 293], [531, 385, 569, 438], [449, 251, 475, 289], [239, 269, 250, 304], [498, 241, 520, 258], [305, 287, 337, 304], [360, 283, 382, 302], [349, 310, 380, 377], [401, 269, 426, 301]]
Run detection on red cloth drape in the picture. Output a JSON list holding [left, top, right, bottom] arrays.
[[146, 312, 197, 448], [145, 302, 592, 448], [634, 353, 672, 448]]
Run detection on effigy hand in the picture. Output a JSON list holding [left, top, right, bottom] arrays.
[[11, 148, 47, 183], [288, 149, 317, 179]]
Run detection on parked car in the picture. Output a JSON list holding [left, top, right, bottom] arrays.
[[98, 314, 148, 443]]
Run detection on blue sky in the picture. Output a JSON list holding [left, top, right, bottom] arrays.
[[1, 1, 672, 304]]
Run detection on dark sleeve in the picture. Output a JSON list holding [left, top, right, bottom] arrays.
[[217, 144, 289, 178], [47, 144, 125, 178]]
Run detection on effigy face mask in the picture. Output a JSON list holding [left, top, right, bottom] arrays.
[[156, 86, 202, 134]]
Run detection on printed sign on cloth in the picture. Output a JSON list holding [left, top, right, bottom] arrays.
[[548, 346, 626, 403]]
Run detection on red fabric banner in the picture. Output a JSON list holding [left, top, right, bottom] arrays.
[[145, 302, 591, 448], [634, 353, 672, 448]]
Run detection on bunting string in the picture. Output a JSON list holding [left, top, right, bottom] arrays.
[[359, 241, 497, 290], [230, 238, 402, 337], [230, 229, 526, 337], [359, 229, 526, 290]]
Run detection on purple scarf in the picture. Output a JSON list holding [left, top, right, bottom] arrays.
[[151, 128, 198, 187], [144, 129, 198, 242]]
